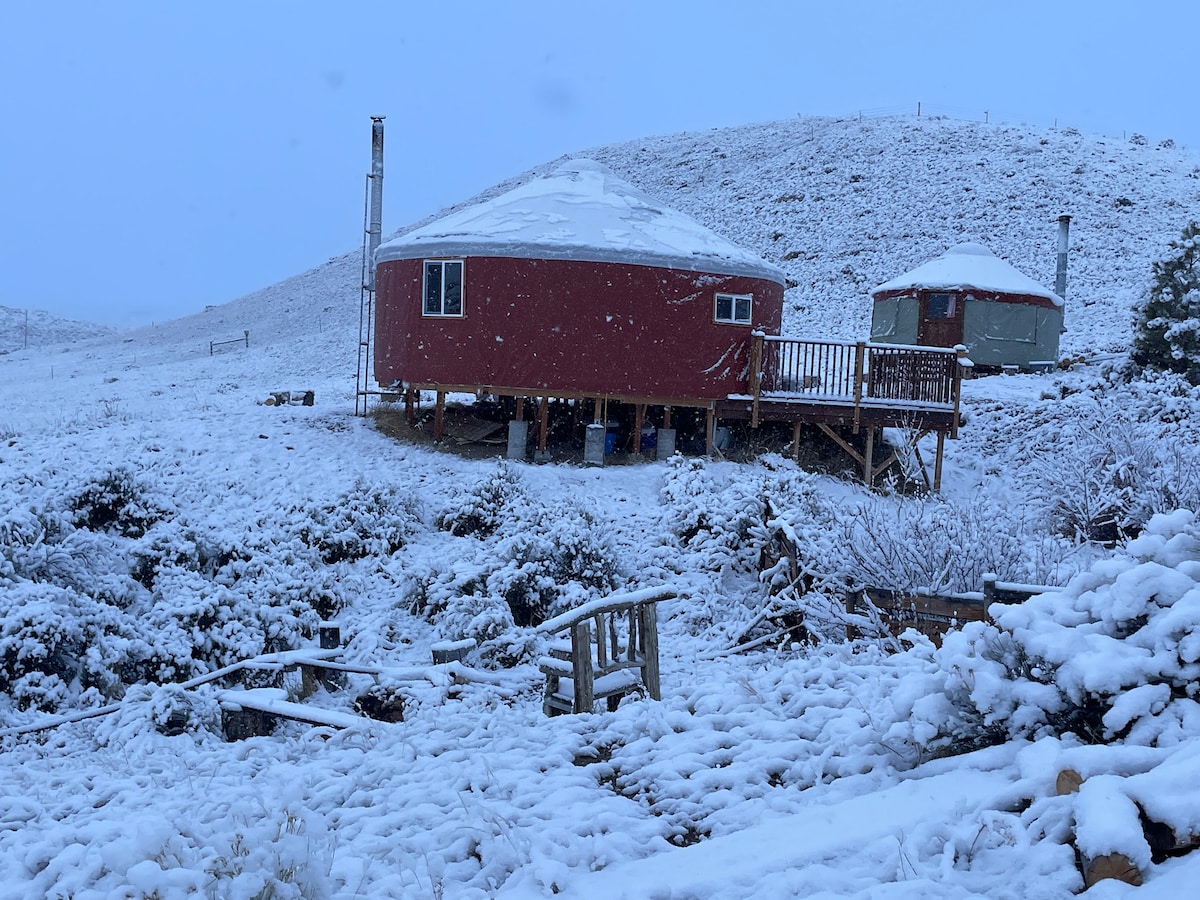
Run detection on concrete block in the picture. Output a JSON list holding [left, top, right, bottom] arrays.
[[507, 419, 530, 460], [584, 423, 605, 466], [656, 428, 676, 460]]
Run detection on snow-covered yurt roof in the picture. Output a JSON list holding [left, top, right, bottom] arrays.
[[871, 242, 1063, 307], [374, 159, 786, 284]]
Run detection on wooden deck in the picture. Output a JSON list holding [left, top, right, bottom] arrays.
[[716, 334, 969, 489]]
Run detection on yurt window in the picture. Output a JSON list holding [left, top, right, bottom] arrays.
[[423, 260, 465, 317], [926, 292, 956, 318], [715, 292, 752, 325]]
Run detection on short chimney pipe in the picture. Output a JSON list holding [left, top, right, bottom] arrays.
[[365, 116, 385, 291], [1055, 214, 1071, 300]]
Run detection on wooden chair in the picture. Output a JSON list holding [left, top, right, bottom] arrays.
[[535, 586, 674, 715]]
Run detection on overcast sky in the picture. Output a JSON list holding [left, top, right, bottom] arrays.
[[3, 1, 1196, 326]]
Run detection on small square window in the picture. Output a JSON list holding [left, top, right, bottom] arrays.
[[715, 292, 752, 325], [423, 260, 465, 317]]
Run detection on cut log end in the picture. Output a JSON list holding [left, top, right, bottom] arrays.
[[1083, 852, 1143, 888], [1056, 768, 1084, 795]]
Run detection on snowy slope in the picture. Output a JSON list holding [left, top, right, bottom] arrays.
[[2, 114, 1200, 898]]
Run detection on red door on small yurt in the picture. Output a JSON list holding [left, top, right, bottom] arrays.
[[916, 291, 965, 347]]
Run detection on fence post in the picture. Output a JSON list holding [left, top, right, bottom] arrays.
[[982, 573, 997, 605]]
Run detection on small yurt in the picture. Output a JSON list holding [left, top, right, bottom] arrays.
[[372, 159, 785, 403], [869, 242, 1063, 369]]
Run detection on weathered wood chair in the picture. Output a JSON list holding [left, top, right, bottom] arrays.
[[535, 586, 675, 715]]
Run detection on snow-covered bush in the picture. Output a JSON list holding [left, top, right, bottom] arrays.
[[436, 462, 525, 538], [488, 500, 620, 626], [659, 455, 765, 574], [68, 466, 170, 539], [891, 509, 1200, 757], [296, 479, 418, 564], [1131, 221, 1200, 384], [0, 581, 132, 710]]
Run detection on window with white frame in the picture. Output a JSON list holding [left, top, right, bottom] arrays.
[[423, 260, 464, 316], [715, 292, 752, 325]]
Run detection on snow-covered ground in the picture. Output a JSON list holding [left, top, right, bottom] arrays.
[[2, 114, 1200, 898]]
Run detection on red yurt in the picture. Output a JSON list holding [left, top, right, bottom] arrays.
[[372, 159, 785, 406]]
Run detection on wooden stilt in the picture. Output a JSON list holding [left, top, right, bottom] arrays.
[[515, 396, 525, 422], [538, 396, 549, 452], [863, 426, 875, 485], [705, 406, 716, 456], [571, 398, 581, 428], [934, 430, 946, 492], [433, 391, 446, 443], [632, 404, 645, 457], [404, 388, 416, 425], [662, 405, 672, 429], [791, 421, 802, 459]]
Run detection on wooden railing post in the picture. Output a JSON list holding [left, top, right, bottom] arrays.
[[852, 341, 866, 433], [749, 331, 764, 428]]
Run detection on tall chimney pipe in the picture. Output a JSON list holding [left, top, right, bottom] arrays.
[[1055, 214, 1071, 300], [365, 116, 385, 292]]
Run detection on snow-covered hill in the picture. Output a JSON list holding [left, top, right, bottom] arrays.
[[0, 304, 117, 353], [3, 115, 1200, 898]]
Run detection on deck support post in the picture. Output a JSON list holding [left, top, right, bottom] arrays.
[[404, 387, 419, 425], [433, 391, 446, 442], [632, 404, 645, 456], [537, 396, 550, 454], [705, 406, 716, 456], [934, 430, 946, 492], [791, 421, 802, 459], [863, 426, 875, 485], [515, 396, 525, 422], [662, 406, 672, 430]]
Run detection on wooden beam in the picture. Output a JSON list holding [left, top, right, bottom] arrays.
[[514, 396, 525, 421], [662, 405, 672, 429], [934, 430, 946, 492], [791, 421, 802, 459], [404, 387, 416, 424], [537, 396, 549, 452], [705, 406, 716, 456], [863, 426, 875, 485], [433, 391, 446, 442], [816, 423, 864, 467], [871, 451, 897, 481], [632, 403, 645, 456]]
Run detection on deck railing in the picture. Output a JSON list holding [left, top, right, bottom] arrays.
[[747, 334, 967, 430]]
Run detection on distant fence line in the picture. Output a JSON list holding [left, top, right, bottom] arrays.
[[803, 101, 1185, 150]]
